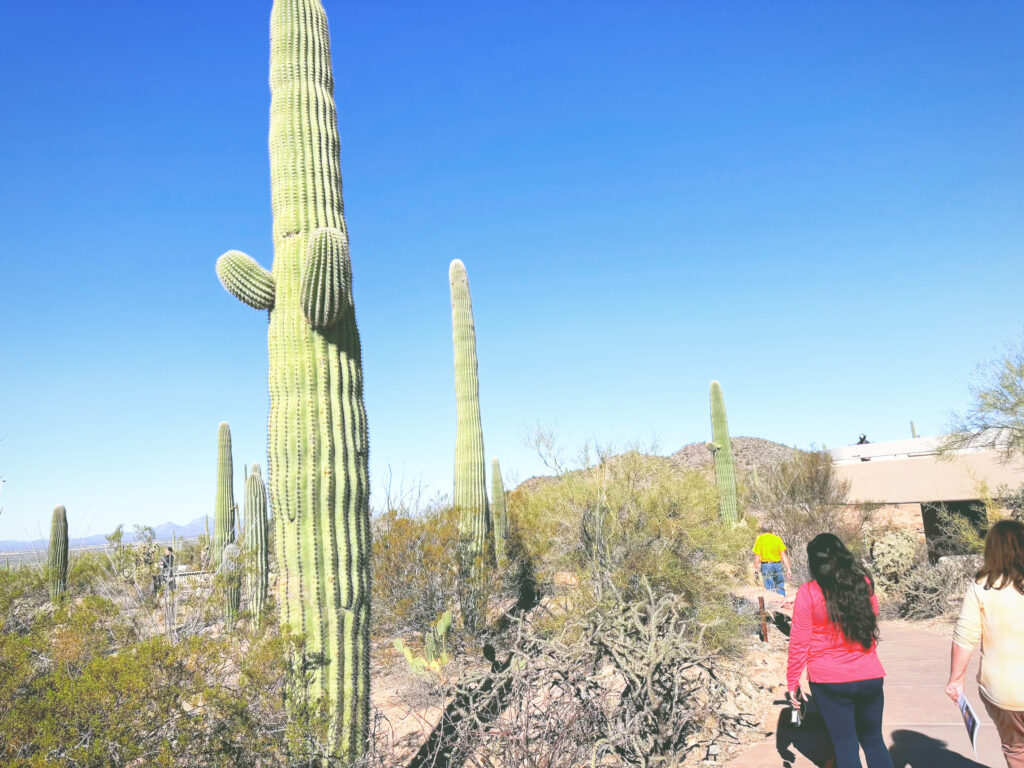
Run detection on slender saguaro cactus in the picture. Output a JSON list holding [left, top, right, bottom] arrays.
[[708, 381, 739, 525], [491, 457, 507, 565], [450, 259, 491, 631], [910, 420, 918, 439], [214, 1, 371, 759], [245, 463, 270, 624], [223, 542, 241, 631], [213, 422, 235, 566], [49, 505, 68, 603]]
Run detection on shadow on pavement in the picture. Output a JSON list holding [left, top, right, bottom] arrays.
[[773, 704, 836, 768], [889, 729, 989, 768]]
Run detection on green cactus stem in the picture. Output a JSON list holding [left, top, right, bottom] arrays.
[[450, 259, 492, 632], [245, 463, 270, 624], [491, 457, 507, 565], [213, 422, 235, 566], [910, 420, 918, 439], [709, 381, 739, 526], [213, 1, 371, 759], [222, 542, 241, 631], [48, 505, 68, 603]]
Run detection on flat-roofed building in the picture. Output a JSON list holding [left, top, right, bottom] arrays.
[[827, 436, 1023, 549]]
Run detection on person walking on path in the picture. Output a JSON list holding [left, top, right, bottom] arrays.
[[946, 519, 1024, 768], [753, 527, 793, 595], [786, 533, 893, 768]]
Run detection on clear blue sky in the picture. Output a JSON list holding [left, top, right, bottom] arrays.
[[1, 1, 1022, 541]]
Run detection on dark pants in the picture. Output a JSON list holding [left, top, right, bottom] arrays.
[[761, 561, 785, 595], [809, 678, 893, 768]]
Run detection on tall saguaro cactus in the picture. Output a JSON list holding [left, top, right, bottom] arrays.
[[450, 259, 491, 631], [213, 422, 235, 566], [491, 457, 507, 565], [708, 381, 739, 525], [214, 1, 371, 759], [245, 463, 270, 624], [48, 505, 68, 603]]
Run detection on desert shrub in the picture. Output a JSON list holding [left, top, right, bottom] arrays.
[[898, 557, 978, 620], [419, 582, 762, 768], [869, 529, 924, 599], [372, 500, 462, 640], [512, 447, 750, 625], [925, 505, 987, 560], [747, 449, 874, 577]]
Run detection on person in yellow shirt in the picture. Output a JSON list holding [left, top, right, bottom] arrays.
[[753, 527, 793, 595]]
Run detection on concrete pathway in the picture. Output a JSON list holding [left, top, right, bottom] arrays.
[[726, 622, 1005, 768]]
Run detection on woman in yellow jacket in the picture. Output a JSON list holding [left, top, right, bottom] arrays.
[[946, 519, 1024, 768]]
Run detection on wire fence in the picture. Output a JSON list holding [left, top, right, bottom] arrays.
[[1, 535, 207, 569]]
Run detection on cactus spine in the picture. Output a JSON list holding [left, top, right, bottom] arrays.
[[709, 381, 739, 525], [450, 259, 491, 632], [214, 1, 370, 758], [491, 457, 507, 565], [48, 505, 68, 603], [245, 463, 270, 624], [213, 422, 235, 566]]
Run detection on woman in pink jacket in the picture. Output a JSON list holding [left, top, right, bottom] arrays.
[[787, 533, 893, 768]]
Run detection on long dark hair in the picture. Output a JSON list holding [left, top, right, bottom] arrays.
[[807, 533, 878, 650], [977, 520, 1024, 595]]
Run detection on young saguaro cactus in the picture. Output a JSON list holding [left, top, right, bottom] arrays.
[[491, 457, 507, 565], [214, 1, 371, 759], [49, 505, 68, 603], [708, 381, 740, 526], [450, 259, 492, 632], [245, 463, 270, 624], [213, 422, 235, 566]]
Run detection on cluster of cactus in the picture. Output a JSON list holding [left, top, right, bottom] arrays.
[[393, 611, 453, 677], [48, 505, 68, 603], [244, 463, 270, 624], [491, 457, 507, 564], [449, 259, 493, 632], [708, 381, 739, 526], [869, 529, 921, 596], [214, 0, 371, 758]]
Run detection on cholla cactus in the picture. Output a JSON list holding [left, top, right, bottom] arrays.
[[708, 381, 739, 525], [870, 529, 920, 595], [450, 259, 491, 631], [48, 505, 68, 602], [213, 1, 371, 758]]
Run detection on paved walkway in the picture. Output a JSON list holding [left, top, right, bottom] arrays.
[[727, 622, 1005, 768]]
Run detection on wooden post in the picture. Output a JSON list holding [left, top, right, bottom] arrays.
[[759, 596, 768, 642]]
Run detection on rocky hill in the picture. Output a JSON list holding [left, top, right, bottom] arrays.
[[668, 436, 799, 474]]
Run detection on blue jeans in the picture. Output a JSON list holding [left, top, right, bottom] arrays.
[[761, 561, 785, 595], [809, 678, 893, 768]]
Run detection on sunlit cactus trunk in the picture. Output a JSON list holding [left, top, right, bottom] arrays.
[[214, 0, 370, 759], [450, 259, 491, 632], [708, 381, 739, 525], [245, 463, 270, 624], [491, 457, 507, 565], [48, 505, 68, 603], [213, 422, 235, 566]]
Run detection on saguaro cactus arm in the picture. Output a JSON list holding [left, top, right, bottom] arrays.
[[301, 227, 350, 330], [217, 250, 276, 310]]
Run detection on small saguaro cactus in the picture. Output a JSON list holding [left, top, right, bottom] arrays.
[[491, 457, 507, 565], [910, 420, 918, 439], [222, 542, 241, 631], [49, 505, 69, 602], [450, 259, 492, 632], [245, 463, 270, 624], [708, 381, 739, 526], [213, 1, 371, 759], [213, 422, 235, 566]]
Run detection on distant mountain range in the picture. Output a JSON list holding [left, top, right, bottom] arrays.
[[0, 515, 212, 553]]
